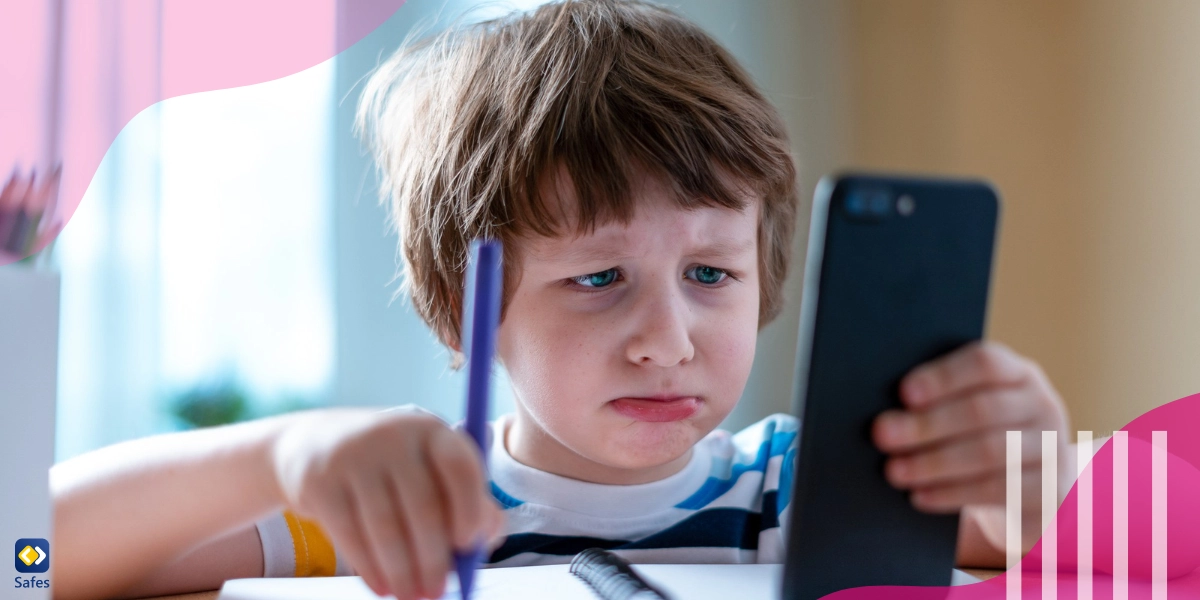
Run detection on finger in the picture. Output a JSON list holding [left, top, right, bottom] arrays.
[[427, 429, 489, 550], [885, 429, 1042, 488], [874, 386, 1042, 452], [312, 488, 389, 597], [909, 463, 1043, 513], [901, 342, 1032, 408], [390, 465, 450, 599], [349, 475, 420, 600]]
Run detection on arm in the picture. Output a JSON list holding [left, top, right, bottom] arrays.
[[51, 415, 293, 600], [955, 436, 1109, 568], [114, 524, 264, 599], [955, 505, 1006, 568], [52, 409, 504, 600]]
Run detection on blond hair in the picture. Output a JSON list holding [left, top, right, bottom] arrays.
[[356, 0, 798, 366]]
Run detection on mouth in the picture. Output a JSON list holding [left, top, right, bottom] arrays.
[[609, 396, 701, 423]]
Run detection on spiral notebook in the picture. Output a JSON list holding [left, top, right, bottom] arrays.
[[219, 561, 779, 600], [218, 549, 979, 600]]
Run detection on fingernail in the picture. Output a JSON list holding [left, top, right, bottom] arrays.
[[903, 376, 930, 405], [913, 491, 944, 512], [882, 415, 909, 445], [888, 459, 909, 484]]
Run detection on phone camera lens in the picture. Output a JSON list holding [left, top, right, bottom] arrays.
[[846, 192, 867, 215], [868, 192, 891, 215], [844, 189, 895, 219], [897, 194, 916, 216]]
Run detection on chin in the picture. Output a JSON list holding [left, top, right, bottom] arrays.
[[597, 420, 704, 470]]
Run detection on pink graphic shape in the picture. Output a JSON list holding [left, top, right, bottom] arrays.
[[0, 0, 407, 266], [822, 393, 1200, 600], [1025, 433, 1200, 581]]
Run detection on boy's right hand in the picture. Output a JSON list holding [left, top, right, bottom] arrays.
[[271, 409, 505, 600]]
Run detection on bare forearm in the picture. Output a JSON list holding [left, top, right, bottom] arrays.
[[114, 525, 265, 599], [956, 505, 1006, 568], [955, 440, 1094, 569], [51, 415, 293, 600]]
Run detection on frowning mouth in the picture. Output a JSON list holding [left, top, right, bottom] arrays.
[[609, 396, 700, 422]]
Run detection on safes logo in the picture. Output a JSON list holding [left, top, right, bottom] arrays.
[[14, 539, 49, 574]]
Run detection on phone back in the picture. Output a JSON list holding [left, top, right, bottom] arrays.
[[781, 174, 999, 600]]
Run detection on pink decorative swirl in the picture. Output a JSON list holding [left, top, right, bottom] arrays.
[[826, 392, 1200, 599], [0, 0, 406, 265]]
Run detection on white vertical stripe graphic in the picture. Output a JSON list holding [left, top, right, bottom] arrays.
[[1077, 431, 1093, 600], [1152, 431, 1167, 600], [1042, 431, 1058, 600], [1113, 431, 1129, 600], [1007, 430, 1023, 600]]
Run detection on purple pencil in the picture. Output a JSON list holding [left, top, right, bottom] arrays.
[[453, 239, 503, 600]]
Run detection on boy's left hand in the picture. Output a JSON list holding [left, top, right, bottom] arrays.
[[872, 341, 1071, 522]]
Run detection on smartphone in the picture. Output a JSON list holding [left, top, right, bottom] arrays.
[[780, 174, 1000, 600]]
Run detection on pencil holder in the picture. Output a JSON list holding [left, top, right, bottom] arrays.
[[0, 267, 60, 600]]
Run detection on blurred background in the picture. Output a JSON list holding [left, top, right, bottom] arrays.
[[5, 0, 1198, 460]]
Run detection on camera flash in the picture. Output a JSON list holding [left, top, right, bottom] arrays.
[[897, 195, 916, 216]]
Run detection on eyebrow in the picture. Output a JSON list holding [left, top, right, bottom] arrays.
[[545, 236, 755, 266], [689, 237, 756, 260]]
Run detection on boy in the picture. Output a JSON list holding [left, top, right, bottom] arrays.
[[50, 2, 1074, 600]]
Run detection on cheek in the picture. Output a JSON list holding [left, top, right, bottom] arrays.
[[498, 302, 610, 411], [716, 320, 758, 377], [697, 290, 760, 393]]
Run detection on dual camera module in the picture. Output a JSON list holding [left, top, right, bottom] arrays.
[[844, 189, 916, 220]]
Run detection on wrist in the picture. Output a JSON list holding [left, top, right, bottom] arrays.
[[256, 410, 318, 511]]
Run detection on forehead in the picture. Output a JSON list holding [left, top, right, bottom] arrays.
[[520, 171, 760, 264], [532, 162, 757, 227]]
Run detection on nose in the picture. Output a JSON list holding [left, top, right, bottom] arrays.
[[623, 279, 695, 367]]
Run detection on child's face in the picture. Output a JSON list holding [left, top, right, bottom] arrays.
[[496, 172, 761, 484]]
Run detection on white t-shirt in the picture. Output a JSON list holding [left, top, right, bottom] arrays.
[[255, 412, 800, 577]]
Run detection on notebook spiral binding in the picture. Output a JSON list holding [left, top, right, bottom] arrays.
[[568, 548, 671, 600]]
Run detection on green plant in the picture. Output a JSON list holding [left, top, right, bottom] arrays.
[[169, 381, 250, 429]]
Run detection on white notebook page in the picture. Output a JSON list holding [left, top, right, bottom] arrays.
[[219, 564, 781, 600], [219, 564, 980, 600]]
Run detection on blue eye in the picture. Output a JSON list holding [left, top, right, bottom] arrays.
[[572, 269, 619, 288], [688, 265, 728, 285]]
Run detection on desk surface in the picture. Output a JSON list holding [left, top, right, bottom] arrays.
[[140, 569, 1004, 600], [148, 593, 219, 600]]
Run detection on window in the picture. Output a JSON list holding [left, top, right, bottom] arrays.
[[56, 60, 336, 459]]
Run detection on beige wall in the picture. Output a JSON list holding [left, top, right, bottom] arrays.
[[836, 1, 1200, 436]]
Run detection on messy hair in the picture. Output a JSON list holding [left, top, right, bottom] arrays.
[[356, 0, 798, 366]]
